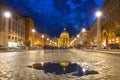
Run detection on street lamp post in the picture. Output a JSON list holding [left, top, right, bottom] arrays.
[[74, 38, 77, 46], [42, 35, 45, 48], [4, 11, 11, 51], [32, 29, 35, 48], [96, 11, 102, 49], [82, 28, 86, 46], [47, 38, 49, 45], [77, 34, 80, 44]]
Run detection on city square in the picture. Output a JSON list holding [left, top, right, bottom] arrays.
[[0, 49, 120, 80], [0, 0, 120, 80]]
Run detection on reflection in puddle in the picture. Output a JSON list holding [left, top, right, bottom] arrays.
[[28, 61, 98, 77]]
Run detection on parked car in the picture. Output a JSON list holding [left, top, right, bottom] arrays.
[[0, 45, 5, 50], [104, 44, 119, 49]]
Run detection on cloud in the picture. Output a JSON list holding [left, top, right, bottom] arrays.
[[0, 0, 104, 37], [94, 0, 104, 6]]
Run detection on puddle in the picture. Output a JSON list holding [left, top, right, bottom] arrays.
[[28, 61, 98, 77]]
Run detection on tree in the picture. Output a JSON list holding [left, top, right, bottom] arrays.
[[115, 25, 120, 36], [24, 40, 31, 47]]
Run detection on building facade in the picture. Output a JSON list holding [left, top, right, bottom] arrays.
[[40, 33, 50, 46], [80, 30, 90, 46], [57, 28, 70, 48], [90, 0, 120, 47], [90, 20, 97, 46], [24, 17, 50, 47], [72, 30, 90, 47], [101, 0, 120, 46], [0, 3, 25, 48], [24, 17, 34, 47], [24, 17, 34, 41]]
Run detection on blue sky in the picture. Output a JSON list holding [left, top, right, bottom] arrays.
[[0, 0, 104, 37]]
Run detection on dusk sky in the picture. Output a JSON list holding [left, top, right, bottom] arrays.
[[0, 0, 104, 37]]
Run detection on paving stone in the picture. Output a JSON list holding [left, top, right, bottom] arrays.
[[0, 49, 119, 79]]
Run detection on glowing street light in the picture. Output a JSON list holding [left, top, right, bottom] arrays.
[[96, 11, 102, 17], [47, 38, 49, 41], [77, 34, 80, 44], [74, 38, 77, 41], [82, 28, 86, 32], [4, 11, 11, 18], [82, 28, 86, 46], [32, 29, 35, 33], [42, 35, 45, 39], [77, 35, 80, 38], [96, 11, 102, 49], [4, 11, 11, 51], [32, 29, 35, 48], [46, 38, 49, 46], [41, 35, 45, 47]]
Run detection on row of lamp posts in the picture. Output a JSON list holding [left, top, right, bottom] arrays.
[[1, 11, 46, 50], [76, 28, 86, 45], [32, 29, 45, 48], [32, 30, 57, 48], [76, 11, 102, 49], [2, 10, 102, 50]]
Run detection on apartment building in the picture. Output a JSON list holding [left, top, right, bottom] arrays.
[[90, 0, 120, 47], [0, 3, 25, 48]]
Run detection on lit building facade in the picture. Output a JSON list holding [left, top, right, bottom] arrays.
[[0, 3, 25, 48], [90, 0, 120, 47], [33, 31, 42, 47], [24, 17, 50, 47], [24, 17, 34, 47], [57, 28, 70, 48], [70, 30, 90, 47], [101, 0, 120, 45], [90, 21, 97, 46], [40, 33, 50, 46], [79, 30, 90, 46]]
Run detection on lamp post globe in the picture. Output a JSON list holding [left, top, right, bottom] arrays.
[[42, 35, 45, 38], [82, 28, 86, 32], [4, 11, 11, 18], [96, 11, 102, 17], [32, 29, 35, 33], [41, 35, 45, 47], [77, 35, 79, 38]]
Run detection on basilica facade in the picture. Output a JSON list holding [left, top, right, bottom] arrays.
[[57, 28, 70, 48]]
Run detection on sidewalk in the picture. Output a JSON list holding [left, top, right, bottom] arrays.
[[0, 49, 24, 53], [83, 49, 120, 55]]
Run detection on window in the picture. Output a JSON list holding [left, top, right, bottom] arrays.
[[8, 36, 11, 39], [12, 37, 14, 40]]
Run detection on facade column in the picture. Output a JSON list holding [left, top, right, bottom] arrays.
[[32, 31, 34, 48], [4, 18, 9, 50]]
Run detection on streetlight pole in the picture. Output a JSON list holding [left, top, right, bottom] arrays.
[[77, 34, 80, 44], [4, 11, 11, 51], [47, 38, 49, 46], [74, 38, 77, 46], [42, 35, 45, 48], [32, 29, 35, 48], [82, 28, 86, 46], [96, 11, 102, 49]]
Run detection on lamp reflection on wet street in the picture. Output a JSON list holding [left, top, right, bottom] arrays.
[[28, 61, 98, 77]]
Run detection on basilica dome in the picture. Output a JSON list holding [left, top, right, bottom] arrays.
[[57, 28, 70, 48], [60, 28, 69, 38]]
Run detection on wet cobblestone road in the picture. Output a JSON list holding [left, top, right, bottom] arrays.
[[0, 49, 120, 80]]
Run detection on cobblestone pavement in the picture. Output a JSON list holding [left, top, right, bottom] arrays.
[[0, 49, 120, 80]]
